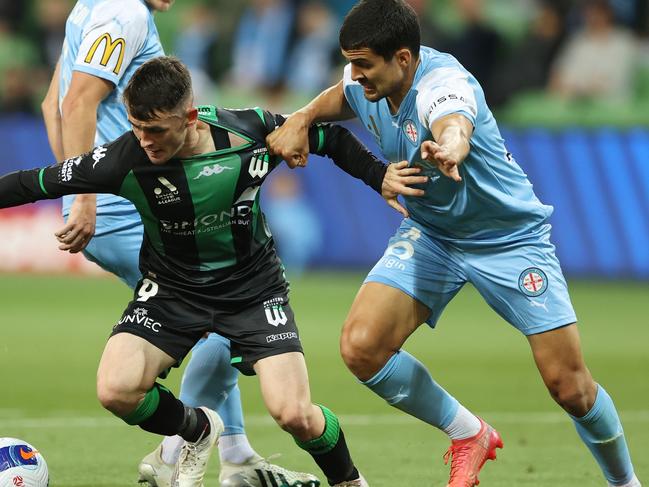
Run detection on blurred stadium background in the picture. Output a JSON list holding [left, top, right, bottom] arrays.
[[1, 0, 647, 486]]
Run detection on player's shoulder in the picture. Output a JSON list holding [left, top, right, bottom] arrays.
[[414, 47, 476, 100], [88, 0, 150, 26], [104, 131, 146, 163], [413, 46, 479, 125], [416, 47, 471, 86], [215, 107, 272, 139]]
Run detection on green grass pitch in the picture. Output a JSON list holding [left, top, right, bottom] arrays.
[[1, 273, 647, 486]]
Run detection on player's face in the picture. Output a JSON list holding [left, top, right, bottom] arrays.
[[342, 47, 407, 102], [145, 0, 175, 12], [128, 110, 189, 165]]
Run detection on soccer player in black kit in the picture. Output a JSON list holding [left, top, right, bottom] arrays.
[[0, 56, 427, 487]]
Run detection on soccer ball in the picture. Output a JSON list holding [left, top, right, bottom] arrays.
[[0, 438, 48, 487]]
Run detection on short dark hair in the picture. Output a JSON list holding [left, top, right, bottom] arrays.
[[339, 0, 420, 60], [123, 56, 192, 121]]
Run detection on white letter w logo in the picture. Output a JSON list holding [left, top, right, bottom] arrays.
[[265, 306, 287, 327], [249, 153, 269, 178]]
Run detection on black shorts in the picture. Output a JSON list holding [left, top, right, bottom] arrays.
[[111, 278, 303, 375]]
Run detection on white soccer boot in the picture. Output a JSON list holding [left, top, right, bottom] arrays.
[[331, 473, 368, 487], [137, 443, 174, 487], [219, 453, 320, 487], [609, 474, 642, 487], [172, 407, 224, 487]]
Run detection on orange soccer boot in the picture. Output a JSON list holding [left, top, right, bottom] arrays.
[[443, 418, 503, 487]]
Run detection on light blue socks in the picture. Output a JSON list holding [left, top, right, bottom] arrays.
[[179, 333, 244, 436], [362, 350, 459, 429], [571, 385, 635, 485]]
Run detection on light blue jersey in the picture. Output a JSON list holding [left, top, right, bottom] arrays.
[[343, 46, 553, 244], [345, 47, 576, 334], [59, 0, 163, 236]]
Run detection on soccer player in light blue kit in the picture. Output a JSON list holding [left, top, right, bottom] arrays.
[[268, 1, 642, 486], [41, 1, 318, 486]]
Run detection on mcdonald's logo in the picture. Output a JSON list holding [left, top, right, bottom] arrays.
[[84, 33, 125, 74]]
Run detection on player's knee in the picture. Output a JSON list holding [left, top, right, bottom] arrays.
[[544, 369, 595, 416], [96, 377, 142, 415], [340, 319, 387, 380], [270, 403, 313, 437]]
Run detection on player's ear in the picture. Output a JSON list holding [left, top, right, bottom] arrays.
[[396, 48, 411, 68], [186, 107, 199, 127]]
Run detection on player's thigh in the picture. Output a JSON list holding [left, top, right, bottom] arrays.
[[527, 324, 589, 383], [254, 351, 312, 415], [344, 282, 431, 352], [97, 332, 176, 392], [83, 222, 143, 288], [107, 278, 210, 384], [359, 220, 466, 345], [465, 226, 577, 335]]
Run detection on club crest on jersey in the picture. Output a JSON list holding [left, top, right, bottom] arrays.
[[249, 148, 269, 178], [263, 297, 288, 327], [402, 119, 418, 145], [518, 267, 548, 297]]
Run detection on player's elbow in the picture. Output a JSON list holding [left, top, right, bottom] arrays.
[[60, 93, 99, 122], [41, 95, 59, 120], [60, 95, 83, 118]]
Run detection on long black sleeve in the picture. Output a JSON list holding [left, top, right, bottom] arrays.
[[307, 123, 387, 194], [267, 112, 387, 194], [0, 169, 56, 208], [0, 132, 138, 209]]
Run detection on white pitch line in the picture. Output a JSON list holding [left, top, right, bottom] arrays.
[[1, 411, 649, 429]]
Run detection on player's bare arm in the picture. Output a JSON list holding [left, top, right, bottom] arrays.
[[56, 71, 113, 253], [275, 113, 427, 218], [41, 61, 64, 162], [267, 80, 355, 168], [421, 113, 474, 182]]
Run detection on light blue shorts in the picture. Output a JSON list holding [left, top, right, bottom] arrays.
[[365, 220, 577, 335], [82, 219, 143, 289]]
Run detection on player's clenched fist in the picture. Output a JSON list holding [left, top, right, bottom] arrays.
[[267, 112, 311, 168]]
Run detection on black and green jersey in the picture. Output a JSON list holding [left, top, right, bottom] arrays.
[[0, 106, 386, 306]]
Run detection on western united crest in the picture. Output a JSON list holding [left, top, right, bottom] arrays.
[[263, 297, 288, 327], [249, 148, 269, 178]]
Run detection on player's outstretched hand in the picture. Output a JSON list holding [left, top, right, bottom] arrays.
[[382, 161, 428, 218], [420, 140, 462, 182], [55, 194, 97, 253], [267, 112, 311, 168]]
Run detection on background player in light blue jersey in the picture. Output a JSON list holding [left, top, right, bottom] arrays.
[[40, 1, 318, 486], [268, 1, 642, 486]]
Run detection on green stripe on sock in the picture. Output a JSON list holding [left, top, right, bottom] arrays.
[[294, 404, 340, 455], [121, 384, 161, 425]]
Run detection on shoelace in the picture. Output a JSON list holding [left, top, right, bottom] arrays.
[[178, 442, 200, 469], [444, 444, 474, 484], [178, 423, 211, 471]]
